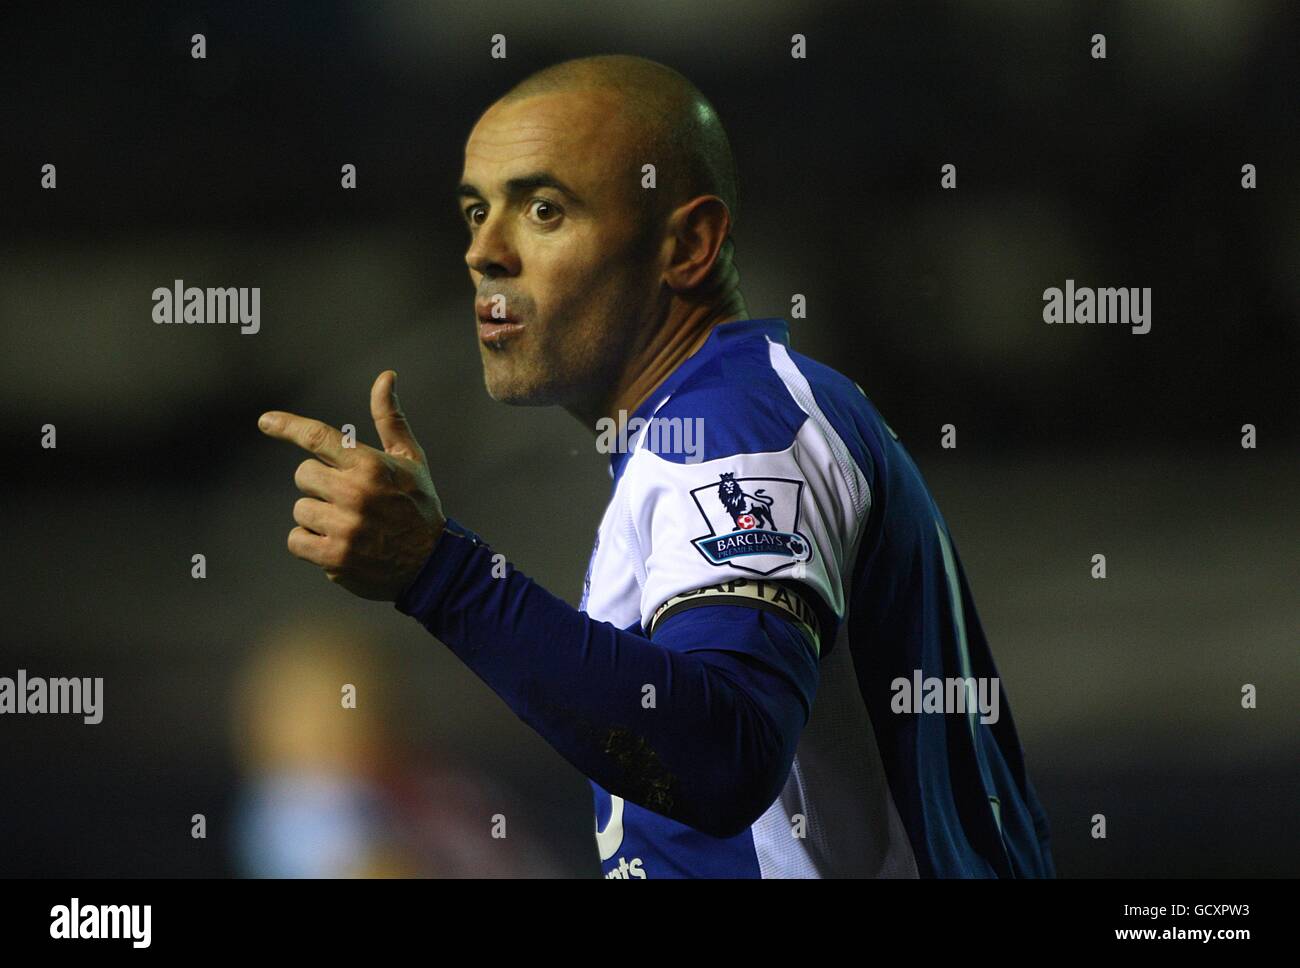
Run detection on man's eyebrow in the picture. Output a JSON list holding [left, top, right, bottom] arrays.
[[456, 172, 585, 205]]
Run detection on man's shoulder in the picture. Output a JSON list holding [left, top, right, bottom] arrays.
[[641, 334, 874, 466], [642, 341, 804, 464]]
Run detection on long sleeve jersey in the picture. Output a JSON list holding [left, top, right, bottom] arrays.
[[396, 316, 1056, 878]]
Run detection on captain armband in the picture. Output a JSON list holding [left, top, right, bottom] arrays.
[[647, 578, 822, 656]]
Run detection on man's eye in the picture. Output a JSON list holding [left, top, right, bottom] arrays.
[[528, 198, 561, 223], [465, 204, 486, 226]]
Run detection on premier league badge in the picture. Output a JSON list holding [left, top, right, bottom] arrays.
[[689, 472, 813, 575]]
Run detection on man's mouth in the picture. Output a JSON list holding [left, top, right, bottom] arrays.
[[475, 296, 526, 346], [477, 313, 525, 347]]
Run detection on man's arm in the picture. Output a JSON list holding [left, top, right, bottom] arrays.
[[396, 519, 818, 839], [257, 371, 817, 837]]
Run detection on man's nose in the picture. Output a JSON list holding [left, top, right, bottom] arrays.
[[465, 214, 519, 277]]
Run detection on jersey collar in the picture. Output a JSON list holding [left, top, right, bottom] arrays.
[[607, 317, 791, 481]]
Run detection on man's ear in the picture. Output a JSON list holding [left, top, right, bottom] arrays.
[[662, 195, 733, 293]]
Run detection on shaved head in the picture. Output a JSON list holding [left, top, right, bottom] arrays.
[[458, 54, 746, 423], [499, 54, 739, 258]]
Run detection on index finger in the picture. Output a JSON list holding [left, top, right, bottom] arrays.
[[258, 411, 356, 467]]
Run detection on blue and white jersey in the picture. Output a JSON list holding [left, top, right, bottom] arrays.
[[579, 317, 1054, 878]]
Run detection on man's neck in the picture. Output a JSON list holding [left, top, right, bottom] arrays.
[[592, 301, 747, 430]]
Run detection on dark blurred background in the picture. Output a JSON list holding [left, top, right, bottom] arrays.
[[1, 0, 1296, 877]]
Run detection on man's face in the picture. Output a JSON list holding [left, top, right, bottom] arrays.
[[458, 89, 665, 413]]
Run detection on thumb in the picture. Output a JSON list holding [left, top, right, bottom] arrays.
[[370, 370, 425, 462]]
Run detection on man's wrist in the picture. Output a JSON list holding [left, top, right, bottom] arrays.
[[394, 516, 487, 618]]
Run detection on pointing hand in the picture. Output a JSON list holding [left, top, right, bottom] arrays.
[[258, 370, 446, 601]]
